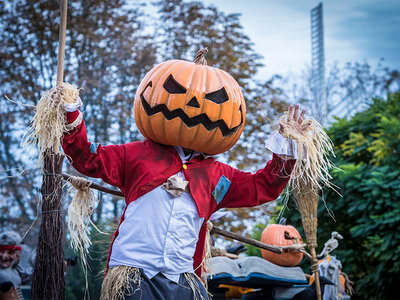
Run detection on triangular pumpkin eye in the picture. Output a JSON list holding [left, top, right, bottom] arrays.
[[205, 87, 229, 104], [163, 74, 187, 94]]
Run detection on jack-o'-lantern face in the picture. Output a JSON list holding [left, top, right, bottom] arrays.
[[134, 55, 246, 155]]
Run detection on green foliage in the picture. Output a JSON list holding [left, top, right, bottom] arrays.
[[283, 92, 400, 299], [245, 223, 264, 257], [65, 224, 113, 300], [245, 204, 285, 257]]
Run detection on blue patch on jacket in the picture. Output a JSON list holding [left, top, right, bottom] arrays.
[[212, 175, 231, 205], [89, 142, 99, 154]]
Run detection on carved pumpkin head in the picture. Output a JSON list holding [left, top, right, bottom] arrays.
[[134, 48, 246, 155], [261, 223, 304, 267]]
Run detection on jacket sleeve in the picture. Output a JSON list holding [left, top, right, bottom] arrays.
[[61, 111, 125, 189], [218, 154, 295, 209]]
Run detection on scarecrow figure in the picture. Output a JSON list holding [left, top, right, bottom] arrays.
[[0, 231, 35, 299], [60, 49, 308, 300]]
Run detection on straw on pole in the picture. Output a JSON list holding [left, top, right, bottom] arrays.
[[30, 1, 68, 299]]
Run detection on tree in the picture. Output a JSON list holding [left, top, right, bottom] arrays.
[[283, 92, 400, 299], [0, 0, 157, 229], [0, 1, 156, 298], [155, 0, 262, 89]]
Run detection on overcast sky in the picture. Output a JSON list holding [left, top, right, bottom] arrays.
[[202, 0, 400, 79]]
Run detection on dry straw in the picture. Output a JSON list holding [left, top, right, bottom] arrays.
[[279, 114, 336, 194], [21, 84, 99, 259], [22, 83, 98, 261], [22, 83, 79, 168], [278, 111, 337, 242], [183, 272, 208, 300], [279, 111, 337, 300], [22, 83, 103, 294], [101, 266, 142, 300], [66, 175, 98, 267]]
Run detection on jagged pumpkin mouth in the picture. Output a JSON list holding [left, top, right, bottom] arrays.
[[140, 81, 244, 137]]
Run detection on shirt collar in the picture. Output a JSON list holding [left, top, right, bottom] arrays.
[[173, 146, 205, 163]]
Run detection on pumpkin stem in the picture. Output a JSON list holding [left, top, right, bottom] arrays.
[[194, 47, 208, 65]]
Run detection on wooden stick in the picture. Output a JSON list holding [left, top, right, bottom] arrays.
[[56, 0, 68, 83], [210, 226, 282, 254], [62, 173, 124, 197], [311, 247, 322, 300]]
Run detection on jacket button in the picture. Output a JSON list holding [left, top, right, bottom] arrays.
[[182, 164, 187, 170]]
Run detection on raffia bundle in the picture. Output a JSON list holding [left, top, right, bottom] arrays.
[[67, 175, 97, 267]]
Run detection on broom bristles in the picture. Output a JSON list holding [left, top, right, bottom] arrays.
[[293, 178, 319, 247]]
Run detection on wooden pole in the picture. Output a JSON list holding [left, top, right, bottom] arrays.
[[210, 226, 282, 254], [56, 0, 68, 84], [62, 173, 124, 197], [30, 1, 68, 299], [311, 247, 322, 300]]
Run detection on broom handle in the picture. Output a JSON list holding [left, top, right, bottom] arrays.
[[310, 247, 322, 300], [56, 0, 68, 83], [54, 0, 68, 152]]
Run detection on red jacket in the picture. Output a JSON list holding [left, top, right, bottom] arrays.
[[62, 111, 295, 277]]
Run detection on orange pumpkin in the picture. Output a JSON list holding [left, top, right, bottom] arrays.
[[261, 224, 304, 267], [134, 49, 245, 155]]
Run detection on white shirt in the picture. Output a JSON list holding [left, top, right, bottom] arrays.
[[109, 147, 205, 283], [108, 133, 295, 283]]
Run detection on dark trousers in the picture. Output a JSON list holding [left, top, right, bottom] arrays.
[[124, 269, 209, 300]]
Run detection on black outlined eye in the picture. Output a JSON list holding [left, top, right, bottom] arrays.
[[163, 75, 187, 94], [205, 87, 229, 104]]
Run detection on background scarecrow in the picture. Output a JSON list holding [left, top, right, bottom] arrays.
[[0, 231, 35, 299]]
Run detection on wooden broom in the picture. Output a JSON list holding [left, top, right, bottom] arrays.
[[279, 106, 336, 300], [294, 178, 322, 300], [30, 1, 68, 299]]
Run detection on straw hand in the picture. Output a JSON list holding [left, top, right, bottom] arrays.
[[50, 83, 81, 112], [279, 104, 311, 138]]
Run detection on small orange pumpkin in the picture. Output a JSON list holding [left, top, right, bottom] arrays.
[[261, 224, 304, 267], [134, 48, 246, 155]]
